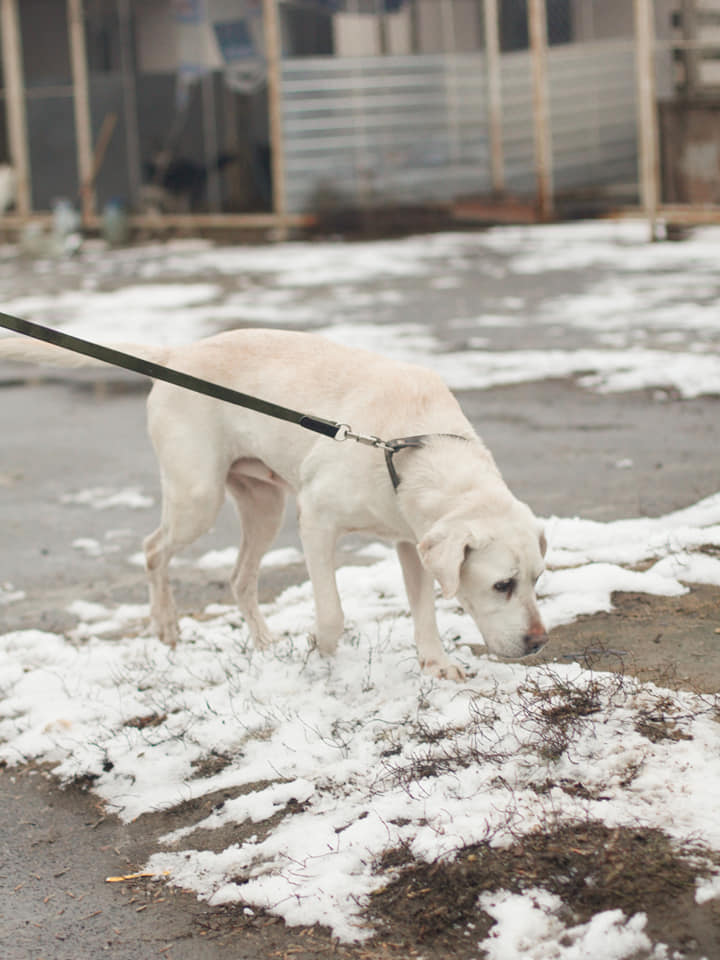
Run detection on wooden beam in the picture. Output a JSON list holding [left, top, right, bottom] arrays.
[[634, 0, 660, 239], [483, 0, 504, 195], [262, 0, 288, 239], [611, 203, 720, 226], [124, 212, 315, 230], [658, 204, 720, 225], [68, 0, 95, 225], [0, 0, 31, 215], [528, 0, 553, 220], [0, 211, 316, 232]]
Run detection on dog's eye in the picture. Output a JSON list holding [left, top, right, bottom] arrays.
[[493, 578, 516, 596]]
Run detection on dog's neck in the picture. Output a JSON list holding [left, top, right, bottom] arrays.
[[383, 433, 469, 491], [392, 435, 509, 538]]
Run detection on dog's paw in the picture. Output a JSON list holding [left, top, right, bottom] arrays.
[[156, 622, 179, 648], [310, 631, 340, 657], [420, 657, 466, 682], [251, 628, 278, 651]]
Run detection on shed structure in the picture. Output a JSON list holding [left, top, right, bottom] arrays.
[[0, 1, 711, 236]]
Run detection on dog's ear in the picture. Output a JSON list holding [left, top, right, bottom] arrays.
[[418, 521, 483, 598], [539, 526, 547, 557]]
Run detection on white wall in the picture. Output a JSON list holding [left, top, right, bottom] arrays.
[[570, 0, 675, 43], [135, 0, 265, 74], [333, 13, 381, 55], [385, 5, 413, 54], [333, 0, 480, 56], [136, 0, 177, 73]]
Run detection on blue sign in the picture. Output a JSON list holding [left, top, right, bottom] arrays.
[[214, 20, 255, 62]]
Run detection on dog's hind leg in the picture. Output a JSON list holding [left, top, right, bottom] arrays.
[[225, 464, 287, 649]]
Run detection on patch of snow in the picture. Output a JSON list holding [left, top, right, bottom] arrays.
[[0, 582, 25, 605], [1, 494, 719, 947], [478, 890, 662, 960], [195, 546, 305, 571], [61, 487, 154, 510], [5, 220, 720, 399]]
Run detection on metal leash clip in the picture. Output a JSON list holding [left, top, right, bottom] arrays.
[[333, 423, 393, 451]]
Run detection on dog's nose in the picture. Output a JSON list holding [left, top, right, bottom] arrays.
[[523, 630, 549, 656]]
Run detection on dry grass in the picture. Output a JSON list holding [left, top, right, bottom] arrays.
[[368, 821, 716, 958]]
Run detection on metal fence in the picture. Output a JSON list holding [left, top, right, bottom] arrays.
[[281, 54, 493, 213], [280, 37, 644, 214]]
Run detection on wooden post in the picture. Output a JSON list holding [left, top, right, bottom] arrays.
[[68, 0, 95, 225], [262, 0, 288, 238], [483, 0, 504, 195], [0, 0, 31, 216], [527, 0, 554, 220], [634, 0, 660, 239]]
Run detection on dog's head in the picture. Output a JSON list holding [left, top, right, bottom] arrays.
[[418, 499, 548, 659]]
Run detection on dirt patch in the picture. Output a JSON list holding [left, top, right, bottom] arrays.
[[367, 822, 720, 959], [128, 777, 312, 860], [534, 583, 720, 694]]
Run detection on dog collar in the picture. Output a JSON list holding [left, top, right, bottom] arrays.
[[384, 434, 471, 490]]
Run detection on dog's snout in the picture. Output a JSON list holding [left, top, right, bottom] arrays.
[[523, 626, 549, 656]]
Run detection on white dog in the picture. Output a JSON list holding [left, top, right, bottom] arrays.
[[0, 328, 548, 679]]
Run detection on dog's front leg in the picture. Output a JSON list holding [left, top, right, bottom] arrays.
[[144, 526, 180, 647], [299, 510, 344, 655], [396, 541, 465, 682]]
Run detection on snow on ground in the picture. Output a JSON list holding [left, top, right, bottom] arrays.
[[2, 221, 720, 955], [0, 582, 25, 605], [1, 220, 720, 398], [60, 486, 154, 510], [478, 890, 660, 960], [1, 493, 719, 953], [195, 545, 305, 571]]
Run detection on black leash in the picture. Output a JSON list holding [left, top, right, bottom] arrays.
[[0, 310, 348, 439], [0, 310, 438, 485]]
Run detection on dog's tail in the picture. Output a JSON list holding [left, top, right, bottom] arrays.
[[0, 334, 171, 369]]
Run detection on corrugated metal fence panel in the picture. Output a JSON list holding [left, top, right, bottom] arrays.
[[281, 53, 492, 213], [547, 39, 638, 192], [498, 50, 536, 195], [281, 39, 642, 213]]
